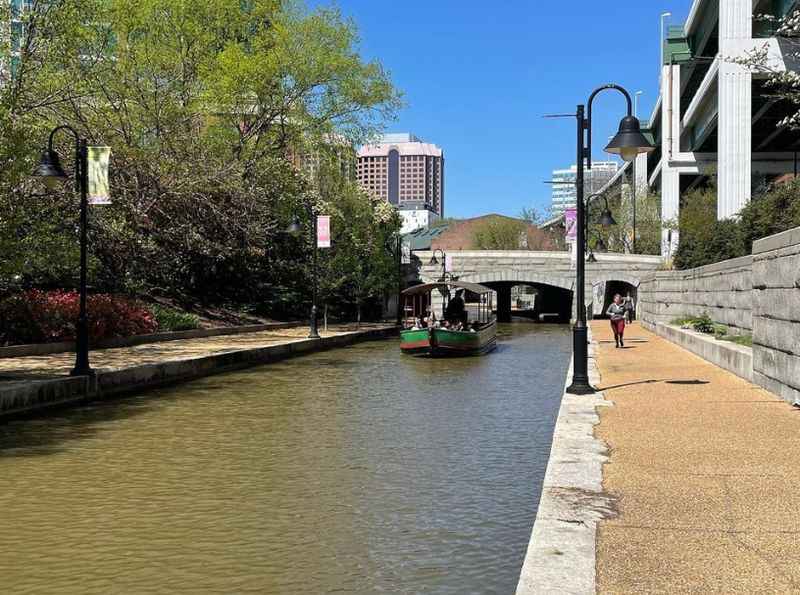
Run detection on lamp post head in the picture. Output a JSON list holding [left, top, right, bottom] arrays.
[[33, 150, 68, 189], [599, 208, 617, 227], [604, 115, 655, 162], [428, 253, 439, 266], [285, 217, 303, 237]]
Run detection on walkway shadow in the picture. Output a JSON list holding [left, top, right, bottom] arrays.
[[599, 379, 710, 391]]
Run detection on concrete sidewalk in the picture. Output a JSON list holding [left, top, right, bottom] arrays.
[[592, 320, 800, 593]]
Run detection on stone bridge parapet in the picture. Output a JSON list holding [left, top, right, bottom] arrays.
[[416, 251, 663, 297]]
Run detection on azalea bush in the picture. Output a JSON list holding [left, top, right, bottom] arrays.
[[0, 290, 157, 346]]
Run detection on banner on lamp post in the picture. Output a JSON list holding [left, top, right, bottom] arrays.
[[564, 207, 577, 243], [317, 215, 331, 248], [401, 238, 411, 264], [445, 254, 453, 272], [87, 146, 111, 205]]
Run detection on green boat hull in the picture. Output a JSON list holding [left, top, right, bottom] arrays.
[[399, 321, 497, 357]]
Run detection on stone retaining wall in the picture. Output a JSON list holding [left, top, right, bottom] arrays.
[[637, 255, 753, 334], [752, 228, 800, 405], [637, 226, 800, 406]]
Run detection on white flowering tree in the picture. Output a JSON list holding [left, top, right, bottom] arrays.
[[735, 10, 800, 128]]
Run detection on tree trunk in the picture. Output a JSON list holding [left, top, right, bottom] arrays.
[[324, 304, 328, 332], [357, 301, 361, 328]]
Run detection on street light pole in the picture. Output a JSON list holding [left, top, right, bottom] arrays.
[[396, 234, 403, 326], [660, 12, 672, 88], [566, 85, 655, 395], [428, 248, 447, 317], [309, 209, 320, 339], [633, 90, 643, 254], [286, 203, 321, 339], [33, 126, 93, 377]]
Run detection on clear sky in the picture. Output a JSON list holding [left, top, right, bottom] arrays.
[[319, 0, 695, 219]]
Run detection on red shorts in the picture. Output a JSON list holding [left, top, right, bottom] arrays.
[[610, 318, 625, 335]]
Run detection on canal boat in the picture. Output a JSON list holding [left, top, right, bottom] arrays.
[[400, 281, 497, 357]]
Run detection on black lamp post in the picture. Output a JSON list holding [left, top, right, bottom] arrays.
[[585, 193, 615, 262], [566, 85, 655, 395], [33, 125, 94, 377], [286, 205, 321, 339], [428, 248, 448, 316], [395, 234, 403, 326]]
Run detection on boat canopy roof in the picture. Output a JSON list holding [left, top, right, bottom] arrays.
[[402, 281, 493, 296]]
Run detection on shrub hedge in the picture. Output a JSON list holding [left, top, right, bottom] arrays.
[[673, 179, 800, 269], [0, 290, 157, 346]]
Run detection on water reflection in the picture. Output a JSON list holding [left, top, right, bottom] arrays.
[[0, 323, 571, 594]]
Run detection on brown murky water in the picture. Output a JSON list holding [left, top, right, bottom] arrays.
[[0, 323, 570, 594]]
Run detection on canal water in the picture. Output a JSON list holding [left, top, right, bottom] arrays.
[[0, 323, 571, 594]]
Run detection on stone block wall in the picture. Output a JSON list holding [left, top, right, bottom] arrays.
[[637, 255, 753, 334], [752, 227, 800, 405]]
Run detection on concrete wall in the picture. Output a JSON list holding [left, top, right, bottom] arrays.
[[637, 225, 800, 406], [752, 228, 800, 405], [637, 255, 753, 334]]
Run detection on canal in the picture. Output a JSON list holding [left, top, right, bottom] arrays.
[[0, 323, 571, 594]]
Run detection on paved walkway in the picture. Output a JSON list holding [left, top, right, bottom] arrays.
[[591, 320, 800, 593], [0, 324, 382, 383]]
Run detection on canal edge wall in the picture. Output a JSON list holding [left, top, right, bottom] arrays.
[[0, 326, 397, 420], [515, 330, 616, 595]]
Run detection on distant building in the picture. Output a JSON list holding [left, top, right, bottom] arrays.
[[551, 161, 618, 215], [1, 0, 30, 83], [357, 133, 444, 230], [398, 205, 439, 235]]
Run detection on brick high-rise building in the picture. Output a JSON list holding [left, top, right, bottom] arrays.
[[357, 134, 444, 225]]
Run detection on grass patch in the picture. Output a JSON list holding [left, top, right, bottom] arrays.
[[671, 313, 753, 347], [152, 304, 201, 332], [719, 334, 753, 347]]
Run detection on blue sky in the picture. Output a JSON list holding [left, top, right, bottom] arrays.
[[321, 1, 694, 218]]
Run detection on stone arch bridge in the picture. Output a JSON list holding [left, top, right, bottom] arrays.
[[415, 251, 664, 322]]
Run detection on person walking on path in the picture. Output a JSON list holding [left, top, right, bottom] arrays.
[[623, 293, 635, 323], [607, 294, 626, 348]]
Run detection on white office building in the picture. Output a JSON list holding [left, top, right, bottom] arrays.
[[551, 161, 619, 215]]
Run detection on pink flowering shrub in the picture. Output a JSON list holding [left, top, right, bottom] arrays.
[[0, 290, 157, 346]]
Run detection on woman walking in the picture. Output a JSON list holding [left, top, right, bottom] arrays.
[[607, 294, 626, 348]]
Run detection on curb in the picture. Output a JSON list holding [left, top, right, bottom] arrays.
[[641, 321, 753, 383], [515, 330, 616, 595], [0, 326, 397, 420]]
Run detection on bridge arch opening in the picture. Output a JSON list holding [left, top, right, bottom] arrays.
[[591, 279, 638, 320], [480, 281, 573, 324]]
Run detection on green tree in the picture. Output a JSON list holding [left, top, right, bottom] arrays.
[[672, 184, 747, 269], [472, 217, 528, 250], [1, 0, 402, 320]]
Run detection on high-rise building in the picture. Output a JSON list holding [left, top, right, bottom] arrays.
[[551, 161, 619, 215], [357, 133, 444, 233], [1, 0, 30, 83]]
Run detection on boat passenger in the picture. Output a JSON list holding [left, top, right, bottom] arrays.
[[445, 289, 466, 325]]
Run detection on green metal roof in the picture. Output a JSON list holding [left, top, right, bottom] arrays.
[[402, 224, 451, 251], [664, 25, 693, 65]]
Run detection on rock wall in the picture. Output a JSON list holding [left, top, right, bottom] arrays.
[[637, 255, 753, 334], [752, 228, 800, 405]]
